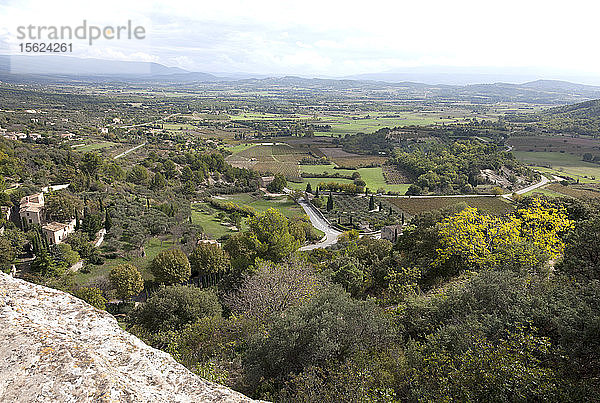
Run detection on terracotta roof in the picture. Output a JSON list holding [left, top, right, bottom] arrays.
[[42, 222, 68, 232]]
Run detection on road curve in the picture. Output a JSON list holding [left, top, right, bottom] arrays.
[[297, 198, 342, 251], [501, 174, 550, 199]]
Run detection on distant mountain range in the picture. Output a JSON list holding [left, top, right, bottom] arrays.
[[2, 55, 600, 105]]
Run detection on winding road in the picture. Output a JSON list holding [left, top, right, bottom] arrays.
[[296, 198, 342, 251], [291, 172, 558, 250]]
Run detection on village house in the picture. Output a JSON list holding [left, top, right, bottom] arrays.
[[197, 239, 221, 247], [42, 218, 76, 245], [381, 224, 403, 242], [259, 176, 275, 188], [19, 193, 45, 225]]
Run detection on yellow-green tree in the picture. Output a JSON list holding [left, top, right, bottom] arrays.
[[435, 199, 572, 269]]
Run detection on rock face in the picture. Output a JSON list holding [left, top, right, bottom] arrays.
[[0, 273, 254, 402]]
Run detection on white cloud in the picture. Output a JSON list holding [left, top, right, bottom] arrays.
[[1, 0, 600, 76]]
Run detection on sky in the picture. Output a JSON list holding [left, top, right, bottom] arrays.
[[1, 0, 600, 80]]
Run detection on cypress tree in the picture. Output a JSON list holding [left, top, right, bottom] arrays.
[[306, 182, 312, 194], [104, 210, 112, 231], [369, 195, 375, 210], [327, 193, 334, 211]]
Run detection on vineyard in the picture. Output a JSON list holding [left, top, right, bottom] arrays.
[[316, 194, 403, 231], [318, 146, 387, 168], [226, 144, 303, 181], [382, 164, 414, 184], [387, 196, 514, 216]]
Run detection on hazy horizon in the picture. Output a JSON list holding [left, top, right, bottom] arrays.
[[1, 0, 600, 85]]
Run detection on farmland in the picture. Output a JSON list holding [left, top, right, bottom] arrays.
[[316, 194, 403, 231], [513, 151, 600, 183], [387, 196, 515, 216], [226, 144, 303, 180]]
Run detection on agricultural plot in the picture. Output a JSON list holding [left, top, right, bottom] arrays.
[[294, 164, 410, 194], [217, 193, 305, 218], [72, 141, 117, 152], [382, 164, 413, 184], [318, 147, 387, 168], [357, 167, 410, 193], [317, 194, 403, 231], [387, 196, 514, 216], [513, 151, 600, 183], [508, 135, 600, 157], [537, 183, 600, 199], [226, 144, 303, 180], [314, 112, 459, 136]]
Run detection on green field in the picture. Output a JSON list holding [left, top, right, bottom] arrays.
[[513, 151, 600, 183], [191, 203, 239, 239], [218, 193, 304, 218], [295, 165, 410, 193], [73, 237, 175, 286], [73, 141, 117, 152]]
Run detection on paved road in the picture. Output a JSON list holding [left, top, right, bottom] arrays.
[[292, 172, 555, 251], [501, 174, 551, 199], [297, 198, 342, 251], [114, 143, 146, 159]]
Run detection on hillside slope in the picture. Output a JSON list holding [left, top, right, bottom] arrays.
[[0, 273, 254, 403]]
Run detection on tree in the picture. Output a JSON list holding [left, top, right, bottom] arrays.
[[45, 191, 83, 222], [150, 249, 191, 285], [189, 242, 230, 281], [127, 285, 221, 332], [406, 184, 422, 196], [151, 172, 167, 189], [327, 193, 334, 211], [127, 165, 150, 185], [0, 237, 17, 269], [435, 200, 572, 270], [305, 182, 312, 194], [267, 174, 287, 193], [558, 216, 600, 280], [110, 264, 144, 300], [81, 152, 103, 176], [244, 286, 392, 389], [369, 195, 375, 210], [72, 287, 107, 310], [104, 210, 112, 231], [247, 208, 300, 262], [225, 258, 323, 322]]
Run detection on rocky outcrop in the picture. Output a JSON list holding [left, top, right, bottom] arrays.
[[0, 273, 255, 402]]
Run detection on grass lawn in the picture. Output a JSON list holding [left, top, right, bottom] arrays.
[[225, 143, 257, 153], [75, 141, 117, 152], [357, 167, 410, 193], [513, 151, 600, 183], [299, 164, 355, 176], [191, 203, 238, 239], [72, 237, 176, 286], [296, 165, 410, 194], [219, 193, 304, 218]]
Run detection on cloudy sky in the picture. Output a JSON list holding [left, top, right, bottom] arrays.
[[1, 0, 599, 79]]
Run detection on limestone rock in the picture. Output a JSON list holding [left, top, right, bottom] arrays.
[[0, 273, 255, 402]]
